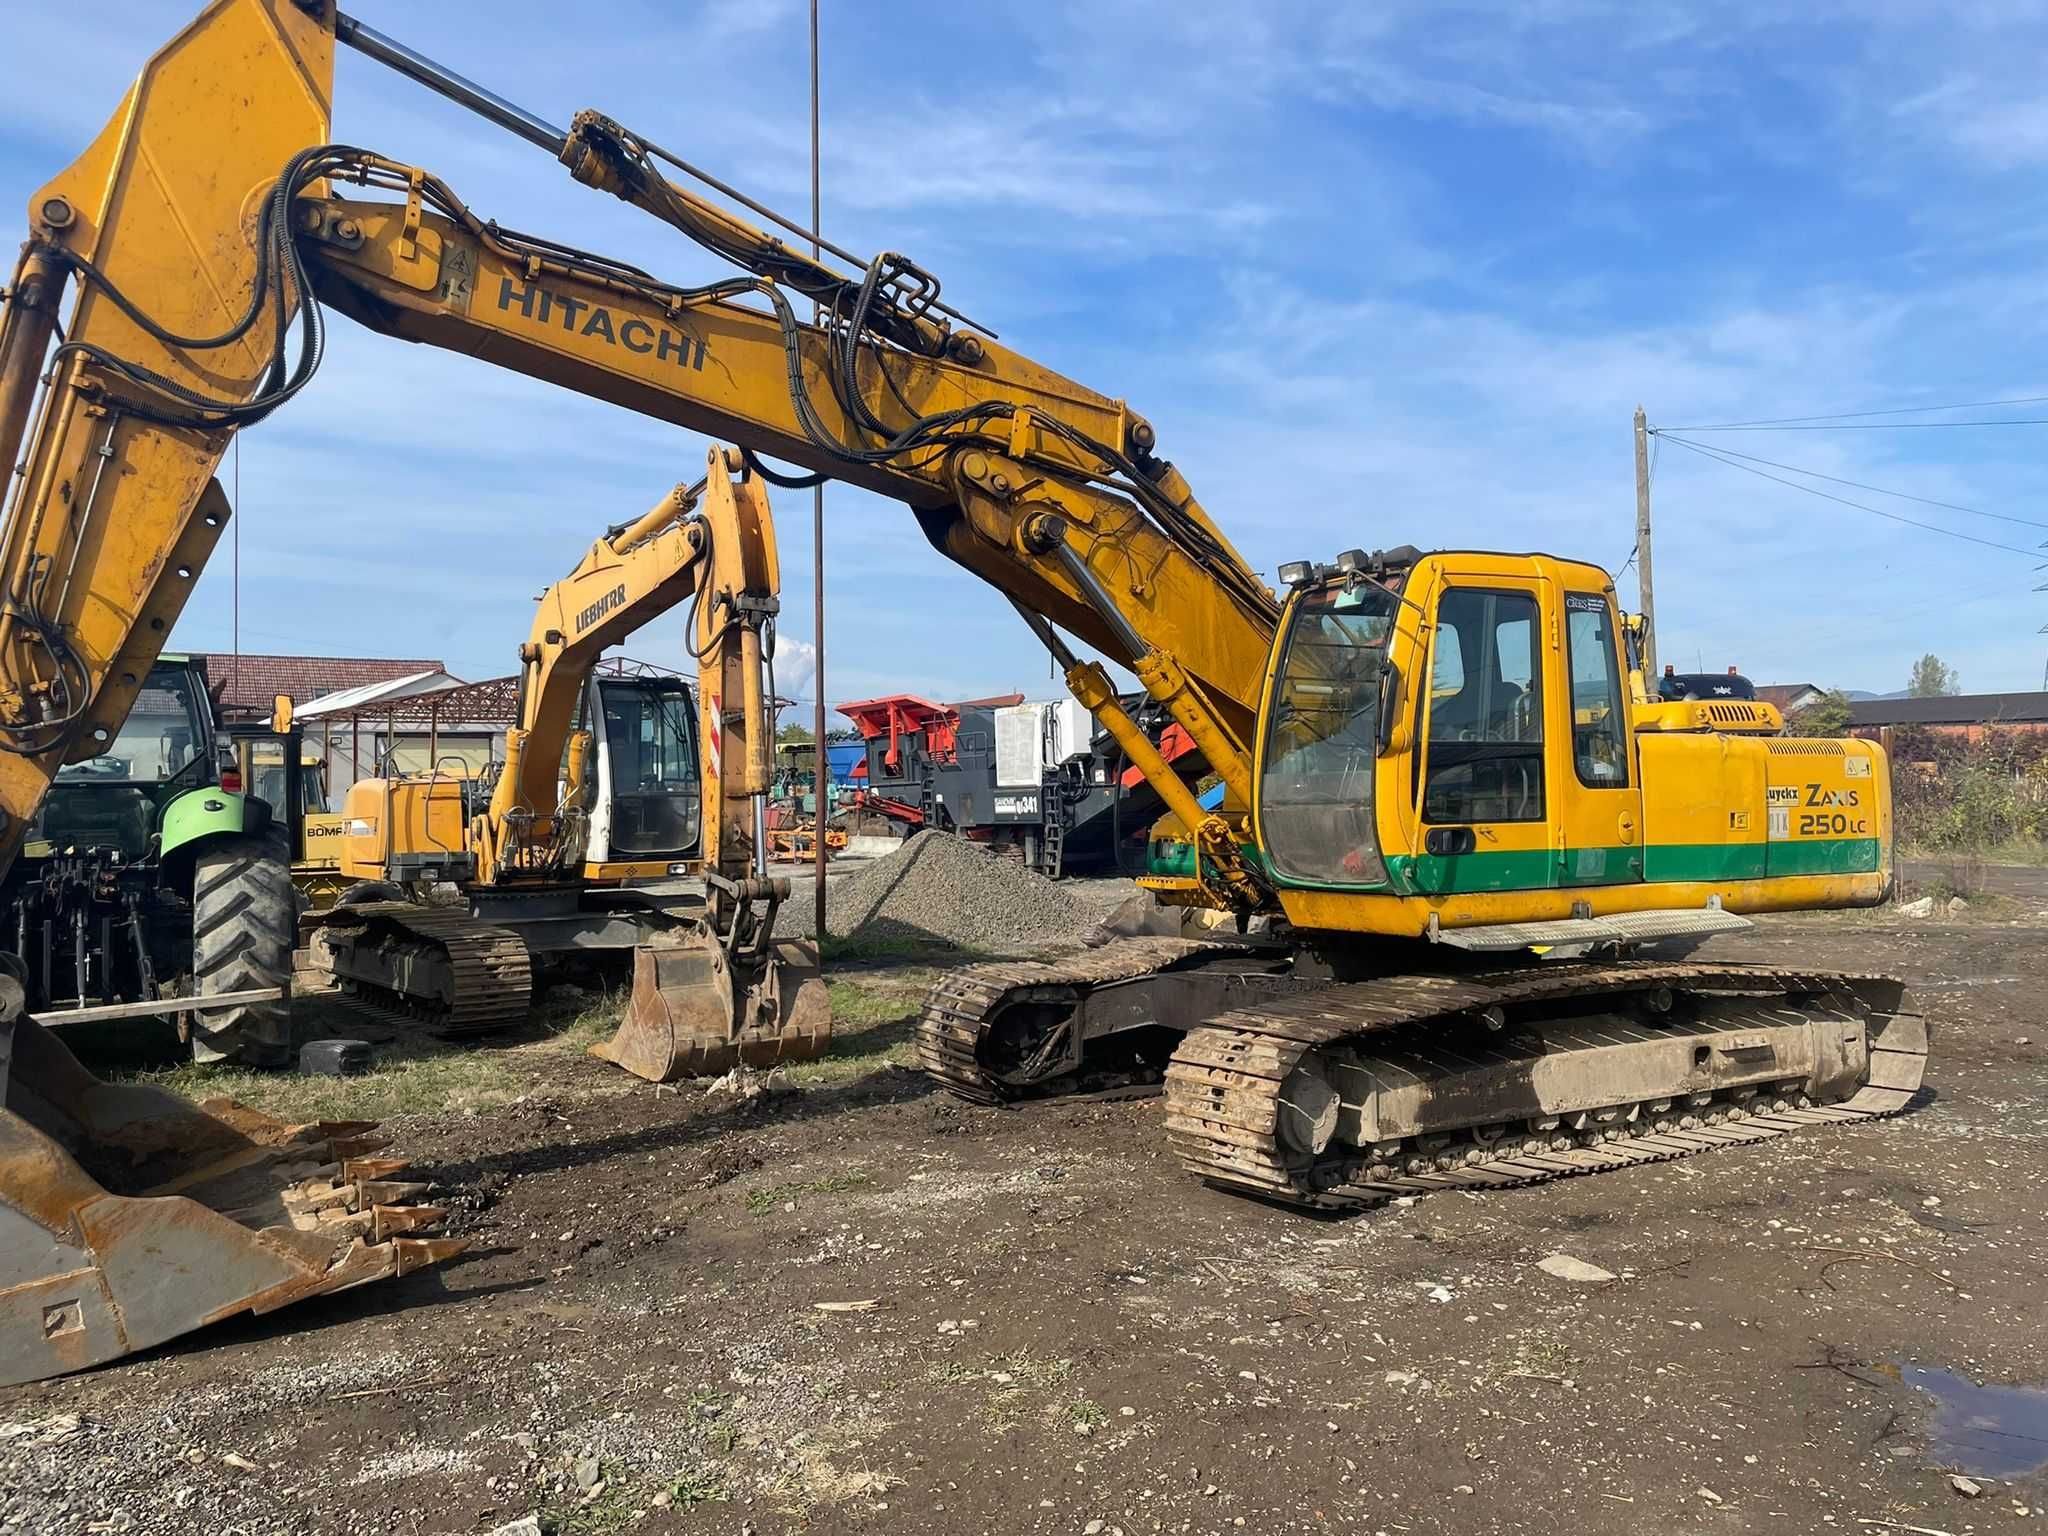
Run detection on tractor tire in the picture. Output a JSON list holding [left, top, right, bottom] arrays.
[[190, 829, 296, 1067]]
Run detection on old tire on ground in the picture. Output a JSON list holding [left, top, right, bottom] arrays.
[[190, 830, 296, 1067]]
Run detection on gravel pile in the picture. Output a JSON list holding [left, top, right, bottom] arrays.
[[776, 830, 1097, 955]]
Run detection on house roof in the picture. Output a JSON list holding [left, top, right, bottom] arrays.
[[1755, 683, 1824, 710], [295, 671, 466, 719], [195, 652, 447, 714], [1848, 691, 2048, 727]]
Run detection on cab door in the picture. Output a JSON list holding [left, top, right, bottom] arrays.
[[1556, 591, 1644, 887], [1412, 579, 1554, 893]]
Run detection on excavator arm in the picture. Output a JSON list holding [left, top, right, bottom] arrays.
[[473, 453, 782, 889]]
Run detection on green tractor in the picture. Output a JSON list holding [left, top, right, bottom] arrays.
[[2, 654, 297, 1064]]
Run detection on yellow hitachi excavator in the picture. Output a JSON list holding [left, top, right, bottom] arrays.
[[0, 0, 1926, 1385], [303, 456, 828, 1076]]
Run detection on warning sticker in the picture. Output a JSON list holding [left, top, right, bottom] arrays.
[[1768, 806, 1791, 841], [1845, 757, 1871, 779]]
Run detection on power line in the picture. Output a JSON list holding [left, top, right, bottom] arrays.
[[1652, 432, 2042, 558], [1666, 394, 2048, 431], [1652, 432, 2048, 531], [1665, 418, 2048, 432]]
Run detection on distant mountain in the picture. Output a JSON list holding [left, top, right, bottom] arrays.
[[1844, 689, 1909, 701]]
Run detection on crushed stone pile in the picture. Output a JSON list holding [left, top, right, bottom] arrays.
[[775, 830, 1096, 955]]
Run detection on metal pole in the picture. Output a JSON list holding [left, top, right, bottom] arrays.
[[810, 0, 828, 944], [1633, 405, 1657, 680]]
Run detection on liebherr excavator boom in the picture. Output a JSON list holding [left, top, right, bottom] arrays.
[[0, 1, 1926, 1384]]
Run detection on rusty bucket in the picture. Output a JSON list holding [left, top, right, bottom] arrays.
[[591, 928, 831, 1083], [0, 1011, 462, 1387]]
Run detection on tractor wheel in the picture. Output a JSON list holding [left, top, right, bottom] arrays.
[[190, 830, 297, 1067]]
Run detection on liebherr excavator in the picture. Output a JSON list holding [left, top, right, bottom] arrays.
[[0, 0, 1925, 1384], [306, 458, 829, 1077]]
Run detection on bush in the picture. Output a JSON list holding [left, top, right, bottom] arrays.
[[1889, 726, 2048, 853]]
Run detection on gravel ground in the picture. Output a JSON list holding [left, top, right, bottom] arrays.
[[773, 831, 1133, 955], [5, 910, 2047, 1535]]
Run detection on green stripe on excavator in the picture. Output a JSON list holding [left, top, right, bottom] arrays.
[[1367, 837, 1882, 894]]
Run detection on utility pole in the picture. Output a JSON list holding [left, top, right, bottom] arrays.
[[1633, 405, 1657, 679], [809, 0, 827, 946]]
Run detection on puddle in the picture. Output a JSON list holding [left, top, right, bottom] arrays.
[[1894, 1363, 2048, 1478]]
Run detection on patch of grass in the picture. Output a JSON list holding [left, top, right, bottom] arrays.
[[744, 1169, 873, 1214], [547, 1468, 637, 1536], [117, 1040, 531, 1122], [780, 982, 922, 1087], [113, 986, 631, 1123], [826, 978, 919, 1025], [992, 1350, 1074, 1389], [1063, 1397, 1107, 1431], [540, 989, 630, 1052], [665, 1467, 731, 1506], [980, 1386, 1027, 1433]]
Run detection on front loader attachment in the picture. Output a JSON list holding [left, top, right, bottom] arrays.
[[592, 929, 831, 1082], [0, 1013, 462, 1387]]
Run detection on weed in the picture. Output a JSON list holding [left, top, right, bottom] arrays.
[[1064, 1397, 1107, 1431], [980, 1387, 1026, 1433], [547, 1467, 636, 1536], [745, 1170, 872, 1214], [993, 1350, 1074, 1389], [923, 1359, 976, 1385], [666, 1467, 731, 1506]]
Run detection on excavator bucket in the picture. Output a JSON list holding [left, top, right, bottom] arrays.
[[592, 929, 831, 1082], [0, 1014, 463, 1387]]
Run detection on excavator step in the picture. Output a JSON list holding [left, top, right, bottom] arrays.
[[1430, 907, 1754, 951]]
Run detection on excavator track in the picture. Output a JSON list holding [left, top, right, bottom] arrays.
[[1162, 961, 1928, 1212], [310, 903, 533, 1037], [913, 936, 1268, 1103]]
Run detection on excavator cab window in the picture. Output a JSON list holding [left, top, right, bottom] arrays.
[[597, 678, 701, 859], [1257, 581, 1396, 886], [1565, 595, 1629, 788]]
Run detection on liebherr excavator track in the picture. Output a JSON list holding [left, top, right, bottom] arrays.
[[309, 903, 533, 1037], [915, 952, 1927, 1209]]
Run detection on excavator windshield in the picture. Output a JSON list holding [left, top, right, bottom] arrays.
[[1257, 583, 1397, 887], [596, 677, 699, 859]]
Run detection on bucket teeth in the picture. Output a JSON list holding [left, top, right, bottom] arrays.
[[373, 1203, 448, 1240], [341, 1156, 412, 1181], [357, 1178, 433, 1205], [392, 1236, 468, 1275], [2, 1016, 474, 1388]]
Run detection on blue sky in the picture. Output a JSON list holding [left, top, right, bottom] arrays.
[[5, 1, 2048, 707]]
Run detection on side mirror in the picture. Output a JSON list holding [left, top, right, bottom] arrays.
[[1375, 660, 1400, 755]]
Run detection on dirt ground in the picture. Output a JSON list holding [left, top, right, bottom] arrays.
[[6, 898, 2047, 1536]]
